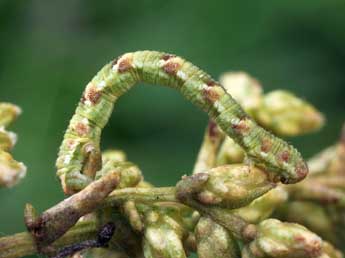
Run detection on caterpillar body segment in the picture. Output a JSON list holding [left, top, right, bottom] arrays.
[[56, 51, 307, 194]]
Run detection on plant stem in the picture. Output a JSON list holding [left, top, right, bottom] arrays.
[[104, 186, 177, 206], [0, 220, 98, 258], [0, 186, 177, 258]]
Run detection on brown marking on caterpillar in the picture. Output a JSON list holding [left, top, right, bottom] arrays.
[[161, 54, 175, 61], [295, 161, 308, 180], [261, 138, 272, 153], [163, 61, 181, 75], [203, 87, 220, 103], [117, 56, 132, 73], [206, 80, 216, 87], [75, 122, 89, 137], [84, 83, 102, 105], [231, 118, 250, 134], [278, 150, 290, 163]]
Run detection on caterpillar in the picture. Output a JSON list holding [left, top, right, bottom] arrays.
[[56, 50, 308, 194]]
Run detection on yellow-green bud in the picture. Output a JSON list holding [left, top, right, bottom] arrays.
[[0, 127, 17, 152], [151, 202, 200, 232], [220, 72, 263, 115], [0, 103, 21, 128], [255, 90, 324, 136], [0, 150, 26, 187], [102, 149, 127, 164], [195, 217, 240, 258], [143, 210, 187, 258], [276, 201, 335, 243], [231, 186, 288, 223], [95, 160, 142, 188], [243, 219, 323, 258], [320, 241, 343, 258], [176, 165, 275, 209], [308, 146, 336, 175]]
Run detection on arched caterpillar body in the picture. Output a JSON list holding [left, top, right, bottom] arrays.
[[56, 51, 308, 194]]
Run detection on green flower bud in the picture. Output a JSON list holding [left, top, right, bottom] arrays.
[[0, 149, 26, 187], [255, 90, 324, 136], [216, 137, 245, 165], [0, 127, 17, 152], [176, 165, 275, 209], [276, 201, 334, 243], [220, 72, 263, 116], [102, 149, 127, 164], [243, 219, 323, 258], [0, 103, 21, 128], [143, 211, 187, 258], [308, 146, 336, 175], [95, 160, 142, 188], [231, 186, 288, 223], [151, 202, 200, 232], [195, 217, 240, 258], [321, 241, 343, 258]]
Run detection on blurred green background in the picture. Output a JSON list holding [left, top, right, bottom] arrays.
[[0, 0, 344, 256]]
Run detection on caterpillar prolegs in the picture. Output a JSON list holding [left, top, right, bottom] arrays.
[[56, 50, 308, 194]]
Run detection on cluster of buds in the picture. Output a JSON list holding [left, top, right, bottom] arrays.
[[216, 72, 325, 166], [0, 56, 344, 258], [0, 102, 26, 187]]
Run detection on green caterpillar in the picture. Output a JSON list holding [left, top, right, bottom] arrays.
[[56, 50, 308, 194]]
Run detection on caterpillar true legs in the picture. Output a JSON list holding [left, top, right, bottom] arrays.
[[56, 51, 308, 194]]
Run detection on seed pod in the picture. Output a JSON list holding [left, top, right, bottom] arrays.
[[143, 211, 187, 258], [0, 103, 21, 128], [0, 127, 17, 152], [216, 137, 245, 165], [219, 72, 263, 116], [195, 217, 240, 258], [176, 165, 275, 209], [255, 90, 324, 136], [231, 186, 288, 223], [0, 150, 26, 187], [242, 219, 323, 258]]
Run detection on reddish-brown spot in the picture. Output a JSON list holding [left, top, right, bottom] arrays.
[[75, 122, 89, 136], [294, 235, 322, 257], [278, 150, 290, 163], [163, 61, 180, 75], [118, 57, 132, 73], [85, 86, 102, 105], [203, 87, 220, 103], [261, 138, 272, 153], [231, 119, 250, 134], [206, 80, 216, 87], [161, 54, 175, 61], [295, 161, 308, 180]]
